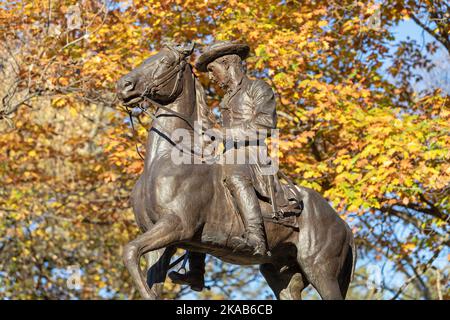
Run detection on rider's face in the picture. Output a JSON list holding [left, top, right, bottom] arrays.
[[207, 59, 230, 90]]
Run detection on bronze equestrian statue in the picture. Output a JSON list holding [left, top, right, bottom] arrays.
[[116, 41, 356, 300]]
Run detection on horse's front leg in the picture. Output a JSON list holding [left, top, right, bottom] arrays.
[[123, 214, 192, 299]]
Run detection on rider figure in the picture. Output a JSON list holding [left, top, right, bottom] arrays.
[[169, 41, 278, 291]]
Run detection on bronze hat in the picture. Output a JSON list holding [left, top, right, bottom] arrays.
[[195, 41, 250, 72]]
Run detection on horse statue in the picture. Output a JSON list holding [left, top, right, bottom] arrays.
[[116, 42, 356, 300]]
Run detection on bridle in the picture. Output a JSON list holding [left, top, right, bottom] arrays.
[[137, 46, 204, 130], [141, 47, 187, 103], [125, 46, 218, 162]]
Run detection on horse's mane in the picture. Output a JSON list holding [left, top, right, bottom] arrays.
[[194, 76, 217, 129]]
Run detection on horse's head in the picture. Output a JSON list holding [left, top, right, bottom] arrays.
[[117, 42, 195, 107]]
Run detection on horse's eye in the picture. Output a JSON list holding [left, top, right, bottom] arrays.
[[161, 59, 170, 65]]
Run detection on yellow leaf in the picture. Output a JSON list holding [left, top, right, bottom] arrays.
[[69, 106, 77, 117], [318, 20, 328, 28], [402, 243, 416, 252]]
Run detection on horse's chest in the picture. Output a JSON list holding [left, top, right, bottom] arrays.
[[144, 162, 203, 214]]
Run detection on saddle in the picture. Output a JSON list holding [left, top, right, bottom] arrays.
[[255, 172, 304, 230]]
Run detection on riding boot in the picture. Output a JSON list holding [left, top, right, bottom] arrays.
[[168, 252, 206, 292], [226, 175, 268, 256]]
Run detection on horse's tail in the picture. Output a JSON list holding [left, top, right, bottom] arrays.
[[338, 226, 356, 298], [349, 230, 356, 282]]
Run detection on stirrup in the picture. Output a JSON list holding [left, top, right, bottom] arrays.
[[275, 201, 303, 218]]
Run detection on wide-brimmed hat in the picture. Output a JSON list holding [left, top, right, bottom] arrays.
[[195, 41, 250, 72]]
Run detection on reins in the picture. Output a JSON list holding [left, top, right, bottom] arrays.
[[123, 47, 226, 162], [134, 102, 212, 161], [122, 46, 208, 161], [127, 109, 146, 161]]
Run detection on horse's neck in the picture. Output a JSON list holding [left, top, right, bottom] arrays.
[[145, 66, 196, 166]]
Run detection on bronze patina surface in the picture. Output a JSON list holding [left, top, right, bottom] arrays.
[[116, 41, 356, 300]]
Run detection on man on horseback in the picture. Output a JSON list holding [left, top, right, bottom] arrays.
[[169, 41, 294, 290], [200, 41, 275, 256]]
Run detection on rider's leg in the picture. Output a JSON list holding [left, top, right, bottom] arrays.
[[225, 174, 267, 255], [168, 252, 206, 291]]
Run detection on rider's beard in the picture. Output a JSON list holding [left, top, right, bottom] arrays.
[[219, 75, 232, 92]]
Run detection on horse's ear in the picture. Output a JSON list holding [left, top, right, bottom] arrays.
[[174, 42, 195, 57], [163, 40, 195, 58]]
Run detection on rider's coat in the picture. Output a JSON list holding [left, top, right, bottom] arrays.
[[220, 75, 277, 131], [219, 75, 280, 201]]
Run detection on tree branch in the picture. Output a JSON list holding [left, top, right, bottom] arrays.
[[410, 13, 450, 55]]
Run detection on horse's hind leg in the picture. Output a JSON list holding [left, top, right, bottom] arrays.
[[260, 264, 308, 300], [295, 187, 354, 300], [297, 243, 347, 300], [309, 277, 343, 300], [123, 214, 192, 299], [297, 246, 348, 300]]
